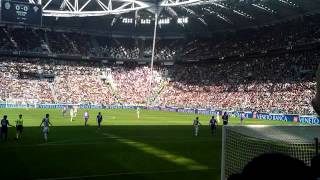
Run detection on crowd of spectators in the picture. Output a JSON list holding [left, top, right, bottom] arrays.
[[0, 49, 317, 115], [181, 15, 320, 59], [0, 58, 54, 104], [0, 14, 319, 61], [111, 65, 164, 104], [0, 58, 116, 105], [0, 14, 319, 114], [53, 65, 115, 105], [159, 52, 318, 114]]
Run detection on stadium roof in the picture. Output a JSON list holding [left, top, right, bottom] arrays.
[[39, 0, 320, 35]]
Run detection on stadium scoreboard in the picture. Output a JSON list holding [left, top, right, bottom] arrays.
[[1, 1, 42, 25]]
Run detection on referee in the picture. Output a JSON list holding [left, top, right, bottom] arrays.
[[96, 112, 103, 128], [15, 114, 24, 140]]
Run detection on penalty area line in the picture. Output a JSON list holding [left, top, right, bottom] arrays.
[[35, 168, 216, 180]]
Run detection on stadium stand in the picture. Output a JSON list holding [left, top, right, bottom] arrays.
[[0, 14, 319, 115], [0, 14, 318, 60], [160, 53, 317, 114], [0, 50, 317, 115]]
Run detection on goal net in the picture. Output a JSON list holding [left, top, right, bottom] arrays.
[[221, 125, 320, 180]]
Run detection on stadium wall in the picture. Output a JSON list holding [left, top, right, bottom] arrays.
[[0, 103, 319, 125]]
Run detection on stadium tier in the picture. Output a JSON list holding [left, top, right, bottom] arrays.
[[0, 13, 318, 60], [0, 52, 317, 114]]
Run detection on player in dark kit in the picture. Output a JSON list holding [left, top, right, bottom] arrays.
[[1, 115, 13, 141], [240, 113, 245, 125], [222, 112, 229, 125], [97, 112, 103, 128], [62, 106, 67, 117], [209, 116, 218, 135]]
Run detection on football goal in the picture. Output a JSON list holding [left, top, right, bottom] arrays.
[[221, 125, 320, 180]]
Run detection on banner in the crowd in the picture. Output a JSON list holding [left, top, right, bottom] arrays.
[[177, 108, 195, 114], [197, 109, 217, 115], [298, 115, 320, 125], [233, 111, 253, 118], [1, 103, 319, 125], [252, 113, 299, 122], [161, 106, 178, 112]]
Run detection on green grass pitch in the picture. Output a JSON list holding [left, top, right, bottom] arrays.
[[0, 108, 296, 180]]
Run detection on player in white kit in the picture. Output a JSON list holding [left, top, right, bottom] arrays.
[[193, 117, 201, 137], [73, 105, 78, 117], [40, 114, 52, 142], [136, 107, 140, 119], [84, 111, 89, 126], [70, 108, 74, 122]]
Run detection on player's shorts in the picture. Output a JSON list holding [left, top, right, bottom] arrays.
[[16, 125, 23, 132], [223, 121, 228, 125], [84, 117, 88, 121], [1, 127, 8, 133], [42, 127, 49, 134]]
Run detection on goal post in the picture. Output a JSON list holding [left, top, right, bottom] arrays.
[[221, 125, 320, 180]]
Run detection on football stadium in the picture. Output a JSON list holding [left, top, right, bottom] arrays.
[[0, 0, 320, 179]]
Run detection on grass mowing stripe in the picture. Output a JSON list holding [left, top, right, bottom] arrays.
[[0, 138, 212, 148], [103, 133, 209, 170], [35, 168, 217, 180]]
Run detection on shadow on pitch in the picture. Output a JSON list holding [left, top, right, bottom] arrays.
[[0, 125, 221, 180]]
